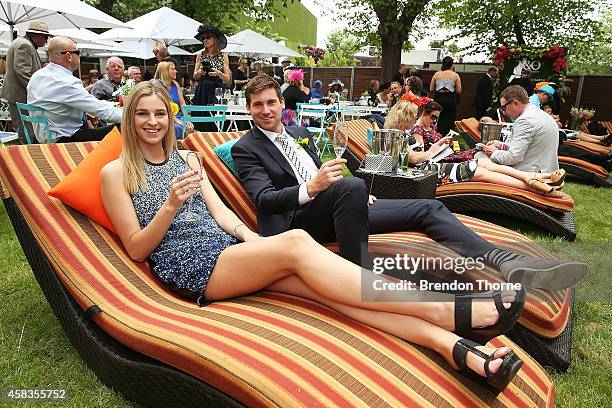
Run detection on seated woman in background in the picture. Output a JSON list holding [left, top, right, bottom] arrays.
[[376, 81, 391, 106], [309, 80, 324, 100], [281, 69, 309, 126], [100, 81, 526, 392], [385, 100, 566, 197], [542, 104, 612, 146], [153, 61, 192, 137], [400, 76, 423, 105]]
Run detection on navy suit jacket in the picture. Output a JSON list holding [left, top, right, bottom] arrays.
[[232, 126, 323, 236], [473, 74, 493, 109]]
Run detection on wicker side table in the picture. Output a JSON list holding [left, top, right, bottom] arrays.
[[355, 169, 438, 199]]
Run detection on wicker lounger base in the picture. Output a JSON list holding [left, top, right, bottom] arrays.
[[3, 197, 244, 408], [437, 193, 577, 241], [507, 291, 574, 372], [560, 162, 612, 187]]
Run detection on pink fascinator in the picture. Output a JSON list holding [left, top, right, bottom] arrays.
[[288, 69, 304, 82]]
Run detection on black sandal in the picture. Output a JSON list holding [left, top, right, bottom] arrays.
[[452, 338, 523, 392], [454, 288, 526, 343]]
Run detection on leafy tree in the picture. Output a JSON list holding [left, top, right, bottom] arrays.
[[436, 0, 607, 62], [324, 0, 433, 80], [322, 29, 361, 66], [85, 0, 291, 34], [567, 9, 612, 74]]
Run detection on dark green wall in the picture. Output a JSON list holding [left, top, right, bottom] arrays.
[[237, 1, 317, 50]]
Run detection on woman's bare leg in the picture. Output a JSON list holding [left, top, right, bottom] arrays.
[[578, 132, 603, 143], [205, 230, 508, 331], [471, 167, 530, 189], [266, 275, 511, 377], [477, 158, 553, 183]]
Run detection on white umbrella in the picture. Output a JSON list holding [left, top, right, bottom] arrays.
[[90, 39, 191, 59], [0, 0, 126, 39], [97, 6, 203, 47], [224, 29, 301, 59]]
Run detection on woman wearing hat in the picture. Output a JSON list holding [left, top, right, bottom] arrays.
[[192, 25, 230, 114]]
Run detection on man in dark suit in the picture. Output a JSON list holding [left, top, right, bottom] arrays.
[[509, 68, 534, 96], [473, 67, 498, 120], [231, 75, 586, 291]]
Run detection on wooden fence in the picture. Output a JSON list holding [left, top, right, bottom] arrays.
[[295, 67, 612, 123]]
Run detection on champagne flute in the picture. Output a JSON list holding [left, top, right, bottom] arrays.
[[333, 121, 348, 159], [214, 88, 223, 104], [399, 136, 410, 175], [178, 151, 204, 222]]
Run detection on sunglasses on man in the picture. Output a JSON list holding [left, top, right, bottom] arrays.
[[500, 99, 514, 112], [60, 50, 81, 56]]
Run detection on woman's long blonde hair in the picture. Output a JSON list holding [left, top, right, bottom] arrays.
[[154, 61, 174, 88], [121, 81, 177, 194], [384, 100, 418, 130]]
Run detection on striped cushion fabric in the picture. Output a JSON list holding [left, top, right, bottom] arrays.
[[344, 120, 575, 213], [183, 131, 257, 232], [342, 119, 374, 161], [0, 143, 556, 407], [558, 156, 609, 178], [461, 118, 482, 142], [563, 140, 612, 155], [185, 131, 572, 340], [436, 182, 574, 212], [581, 120, 612, 134]]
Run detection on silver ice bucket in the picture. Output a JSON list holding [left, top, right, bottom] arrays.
[[480, 122, 503, 143], [371, 129, 404, 167]]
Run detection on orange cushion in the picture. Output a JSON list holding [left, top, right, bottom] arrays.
[[47, 127, 121, 233], [559, 155, 609, 178], [460, 118, 481, 142], [436, 181, 575, 212]]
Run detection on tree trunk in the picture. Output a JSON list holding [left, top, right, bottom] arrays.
[[512, 14, 526, 46], [380, 35, 403, 82]]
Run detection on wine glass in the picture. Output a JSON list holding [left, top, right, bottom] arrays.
[[214, 88, 223, 104], [399, 136, 410, 175], [333, 121, 348, 159], [178, 151, 204, 222]]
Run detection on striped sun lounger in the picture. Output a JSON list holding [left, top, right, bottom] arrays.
[[338, 120, 577, 241], [184, 131, 576, 373], [458, 118, 611, 187], [1, 142, 559, 407]]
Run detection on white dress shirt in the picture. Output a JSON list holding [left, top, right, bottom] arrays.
[[258, 126, 319, 205], [27, 63, 123, 143]]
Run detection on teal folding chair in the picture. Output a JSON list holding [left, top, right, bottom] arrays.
[[181, 105, 228, 138], [16, 102, 52, 144], [297, 104, 330, 157]]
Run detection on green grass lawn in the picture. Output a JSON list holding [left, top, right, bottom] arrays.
[[0, 178, 610, 407]]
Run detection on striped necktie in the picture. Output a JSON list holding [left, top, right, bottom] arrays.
[[276, 134, 314, 182]]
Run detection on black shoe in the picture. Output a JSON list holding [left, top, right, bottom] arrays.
[[601, 133, 612, 147], [452, 338, 523, 393], [500, 256, 587, 291], [454, 289, 526, 344]]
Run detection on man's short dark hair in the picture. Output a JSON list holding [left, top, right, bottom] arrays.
[[488, 66, 498, 74], [245, 75, 282, 105], [500, 85, 529, 104]]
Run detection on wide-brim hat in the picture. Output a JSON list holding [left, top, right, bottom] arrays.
[[194, 25, 227, 50], [328, 79, 344, 88], [26, 20, 50, 36]]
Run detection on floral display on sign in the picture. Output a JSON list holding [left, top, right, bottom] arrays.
[[493, 44, 569, 96]]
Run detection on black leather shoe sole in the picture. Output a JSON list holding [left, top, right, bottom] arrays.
[[506, 262, 587, 291]]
